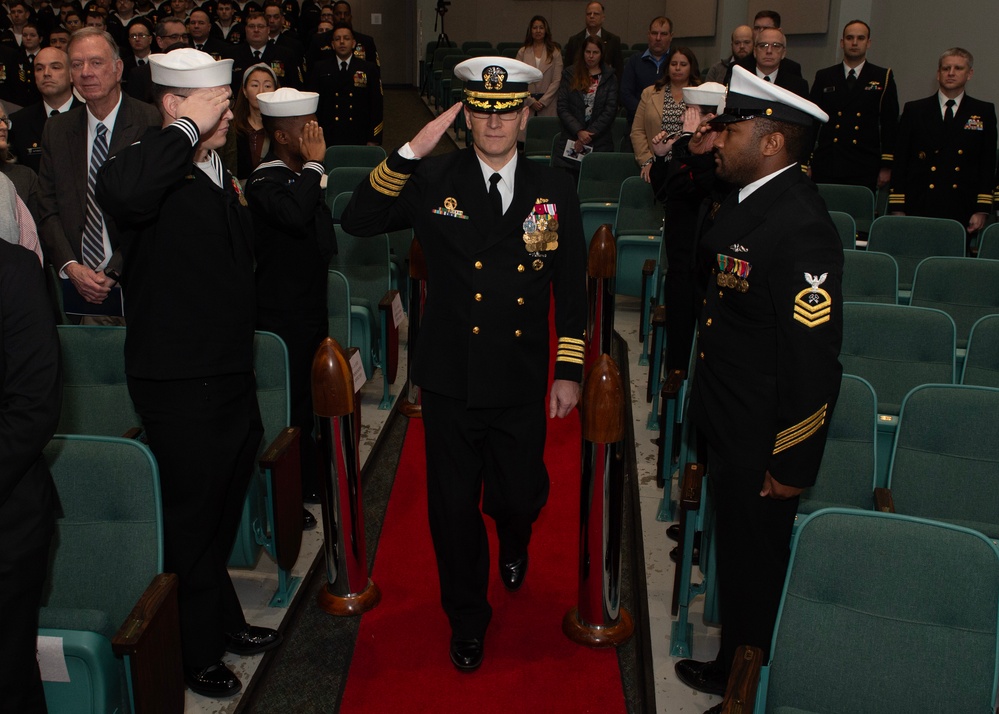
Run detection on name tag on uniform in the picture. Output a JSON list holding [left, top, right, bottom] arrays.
[[823, 86, 835, 93]]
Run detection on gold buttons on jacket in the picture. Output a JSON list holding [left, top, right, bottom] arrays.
[[514, 330, 522, 337], [929, 184, 935, 189], [931, 166, 937, 171], [472, 326, 480, 334], [700, 351, 705, 359], [517, 297, 524, 305], [474, 293, 482, 301], [474, 261, 483, 269], [706, 318, 713, 326], [517, 264, 525, 272]]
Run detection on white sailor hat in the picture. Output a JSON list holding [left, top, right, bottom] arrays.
[[149, 47, 234, 88], [712, 65, 828, 126], [454, 56, 542, 113], [682, 82, 727, 114], [257, 88, 319, 117]]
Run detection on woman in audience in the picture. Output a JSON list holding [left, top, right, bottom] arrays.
[[515, 15, 562, 142], [0, 109, 39, 221], [554, 34, 618, 171], [231, 63, 278, 181], [631, 46, 700, 182]]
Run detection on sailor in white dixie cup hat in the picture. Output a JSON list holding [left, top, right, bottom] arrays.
[[96, 47, 284, 700], [339, 56, 587, 673], [672, 65, 843, 704], [248, 86, 335, 514]]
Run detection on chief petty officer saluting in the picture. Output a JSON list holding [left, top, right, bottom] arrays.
[[341, 57, 587, 672]]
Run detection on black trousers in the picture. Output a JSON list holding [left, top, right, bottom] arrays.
[[708, 448, 798, 676], [0, 538, 52, 714], [257, 308, 327, 495], [420, 391, 550, 639], [128, 372, 264, 669]]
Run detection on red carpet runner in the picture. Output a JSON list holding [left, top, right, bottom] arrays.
[[340, 376, 628, 712]]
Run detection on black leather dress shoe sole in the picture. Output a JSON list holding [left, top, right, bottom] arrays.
[[449, 636, 484, 672], [303, 508, 317, 530], [499, 554, 528, 591], [225, 625, 283, 656], [675, 658, 726, 696], [185, 662, 242, 698], [667, 523, 680, 542]]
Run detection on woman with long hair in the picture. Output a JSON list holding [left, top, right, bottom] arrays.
[[231, 64, 278, 181], [515, 16, 563, 122], [554, 35, 618, 170], [631, 46, 701, 182]]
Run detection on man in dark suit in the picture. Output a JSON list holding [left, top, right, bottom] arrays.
[[187, 7, 230, 58], [889, 47, 996, 238], [10, 46, 80, 173], [563, 1, 623, 79], [672, 66, 843, 705], [0, 240, 61, 714], [310, 22, 381, 145], [120, 16, 154, 98], [747, 9, 803, 78], [342, 57, 587, 673], [230, 11, 301, 90], [210, 0, 244, 44], [732, 28, 808, 97], [810, 20, 899, 191], [619, 15, 673, 125], [37, 28, 160, 311], [262, 0, 302, 65], [303, 0, 377, 78]]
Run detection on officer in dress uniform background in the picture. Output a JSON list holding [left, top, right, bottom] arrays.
[[341, 56, 587, 673], [309, 20, 381, 145]]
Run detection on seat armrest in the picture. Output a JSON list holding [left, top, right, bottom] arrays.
[[680, 462, 704, 512], [260, 426, 303, 572], [112, 572, 185, 714], [874, 487, 895, 513], [721, 645, 763, 713], [378, 289, 400, 384], [662, 369, 686, 401], [122, 427, 144, 440], [642, 258, 656, 278]]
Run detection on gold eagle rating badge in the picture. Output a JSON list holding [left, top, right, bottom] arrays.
[[793, 272, 832, 328]]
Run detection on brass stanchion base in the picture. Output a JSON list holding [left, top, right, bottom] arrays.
[[317, 579, 381, 616], [398, 400, 422, 418], [562, 606, 634, 648]]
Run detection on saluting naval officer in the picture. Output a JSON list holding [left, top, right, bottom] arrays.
[[341, 56, 587, 672], [95, 48, 281, 699], [672, 66, 843, 708], [809, 20, 899, 192], [248, 86, 335, 516]]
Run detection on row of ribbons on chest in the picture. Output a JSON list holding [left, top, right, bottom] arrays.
[[717, 254, 752, 293]]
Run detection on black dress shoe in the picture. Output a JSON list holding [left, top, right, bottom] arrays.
[[669, 544, 700, 566], [666, 523, 680, 541], [449, 636, 484, 672], [225, 625, 283, 656], [185, 661, 241, 698], [303, 508, 317, 530], [675, 658, 726, 696], [499, 554, 528, 591]]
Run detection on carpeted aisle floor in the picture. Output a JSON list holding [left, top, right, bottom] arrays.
[[340, 411, 626, 714]]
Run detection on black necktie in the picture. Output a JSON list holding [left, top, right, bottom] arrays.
[[944, 99, 956, 123], [489, 173, 503, 215], [137, 58, 145, 66], [49, 108, 58, 116], [340, 60, 346, 72], [846, 68, 856, 90], [253, 49, 261, 60], [196, 43, 204, 51], [764, 75, 772, 82]]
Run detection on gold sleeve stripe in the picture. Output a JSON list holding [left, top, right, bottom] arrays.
[[558, 337, 586, 346], [370, 161, 410, 197], [773, 404, 827, 454], [557, 342, 586, 353], [556, 355, 585, 365], [977, 194, 993, 202], [887, 194, 905, 204], [881, 153, 894, 161], [557, 351, 585, 362], [373, 122, 384, 135]]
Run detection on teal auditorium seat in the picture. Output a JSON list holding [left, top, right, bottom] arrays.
[[910, 255, 999, 350], [841, 250, 897, 304], [727, 509, 999, 714], [325, 166, 373, 213], [41, 435, 183, 714], [878, 384, 999, 540], [56, 326, 140, 435], [323, 145, 386, 171], [962, 314, 999, 387], [978, 222, 999, 259], [816, 183, 875, 235], [613, 176, 662, 297], [866, 215, 966, 301], [525, 116, 561, 164], [576, 152, 639, 243], [328, 269, 352, 347], [461, 40, 491, 52], [827, 210, 856, 250]]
